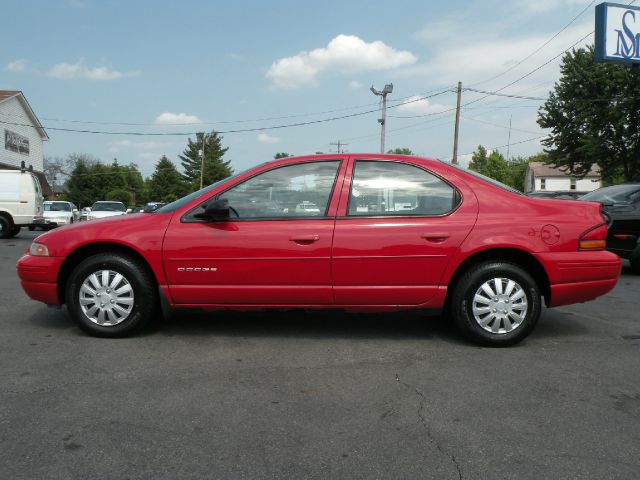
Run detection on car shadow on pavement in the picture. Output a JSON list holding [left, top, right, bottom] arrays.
[[27, 303, 592, 345], [148, 309, 470, 344]]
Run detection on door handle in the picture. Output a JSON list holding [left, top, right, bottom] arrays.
[[421, 232, 450, 242], [290, 234, 320, 243]]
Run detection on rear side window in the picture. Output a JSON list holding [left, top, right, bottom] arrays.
[[31, 175, 41, 194], [348, 160, 460, 216]]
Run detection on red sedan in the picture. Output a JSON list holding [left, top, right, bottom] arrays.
[[17, 154, 621, 346]]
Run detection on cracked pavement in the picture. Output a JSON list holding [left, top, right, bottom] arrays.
[[2, 231, 640, 479]]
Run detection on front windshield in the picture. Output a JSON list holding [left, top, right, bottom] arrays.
[[92, 201, 126, 212], [580, 185, 640, 204], [444, 160, 524, 195], [155, 170, 250, 213], [44, 202, 71, 212]]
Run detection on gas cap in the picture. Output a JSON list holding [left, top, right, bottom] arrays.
[[541, 224, 560, 245]]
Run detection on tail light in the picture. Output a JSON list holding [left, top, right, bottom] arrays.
[[579, 223, 607, 250]]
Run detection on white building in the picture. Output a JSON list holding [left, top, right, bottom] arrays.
[[524, 162, 601, 194], [0, 90, 51, 196]]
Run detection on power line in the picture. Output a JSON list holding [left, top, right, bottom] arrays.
[[470, 0, 597, 87], [0, 89, 453, 136]]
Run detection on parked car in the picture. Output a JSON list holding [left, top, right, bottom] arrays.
[[86, 201, 127, 220], [143, 202, 166, 213], [31, 201, 79, 230], [17, 154, 621, 346], [295, 201, 321, 214], [526, 191, 588, 200], [0, 169, 45, 238], [580, 184, 640, 274], [79, 207, 92, 221]]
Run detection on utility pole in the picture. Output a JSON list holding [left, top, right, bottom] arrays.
[[330, 140, 348, 153], [199, 133, 206, 189], [506, 115, 512, 162], [370, 83, 393, 154], [452, 81, 462, 164]]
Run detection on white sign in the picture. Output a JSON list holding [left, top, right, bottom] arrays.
[[595, 3, 640, 63]]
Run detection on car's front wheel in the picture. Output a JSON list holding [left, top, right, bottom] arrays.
[[65, 253, 158, 337], [451, 261, 541, 347]]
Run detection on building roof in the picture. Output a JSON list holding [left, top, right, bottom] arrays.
[[528, 161, 600, 178], [0, 90, 49, 140]]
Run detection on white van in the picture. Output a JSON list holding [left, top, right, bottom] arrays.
[[0, 169, 45, 238]]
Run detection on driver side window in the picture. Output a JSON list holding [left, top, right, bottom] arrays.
[[219, 161, 340, 219]]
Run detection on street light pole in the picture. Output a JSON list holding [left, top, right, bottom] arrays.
[[370, 83, 393, 154]]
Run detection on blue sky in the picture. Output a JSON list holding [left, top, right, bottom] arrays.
[[1, 0, 598, 176]]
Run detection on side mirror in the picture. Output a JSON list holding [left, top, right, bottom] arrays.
[[195, 198, 231, 221], [73, 209, 79, 213], [126, 208, 132, 214]]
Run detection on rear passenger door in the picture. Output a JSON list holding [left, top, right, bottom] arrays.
[[331, 158, 477, 306]]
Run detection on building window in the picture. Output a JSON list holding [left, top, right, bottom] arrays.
[[570, 178, 576, 190], [540, 178, 546, 190]]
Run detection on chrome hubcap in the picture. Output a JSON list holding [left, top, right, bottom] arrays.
[[79, 270, 134, 326], [472, 277, 528, 334]]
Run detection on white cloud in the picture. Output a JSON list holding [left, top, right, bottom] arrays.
[[257, 133, 280, 144], [5, 59, 29, 73], [396, 96, 451, 114], [266, 34, 417, 88], [154, 112, 201, 125], [46, 59, 139, 80], [404, 21, 592, 86], [227, 53, 243, 60], [349, 80, 362, 89]]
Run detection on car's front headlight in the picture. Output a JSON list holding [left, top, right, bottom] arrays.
[[30, 243, 49, 257]]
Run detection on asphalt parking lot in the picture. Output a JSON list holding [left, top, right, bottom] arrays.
[[1, 230, 639, 480]]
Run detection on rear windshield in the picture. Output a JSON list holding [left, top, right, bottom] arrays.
[[444, 161, 524, 195], [92, 201, 126, 212], [44, 202, 71, 212]]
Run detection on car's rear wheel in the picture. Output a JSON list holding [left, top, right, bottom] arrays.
[[0, 216, 13, 239], [9, 225, 21, 237], [65, 253, 158, 337], [451, 261, 541, 347]]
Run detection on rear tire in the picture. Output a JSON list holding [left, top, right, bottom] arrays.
[[0, 216, 13, 239], [8, 225, 20, 238], [451, 261, 541, 347], [65, 253, 158, 337]]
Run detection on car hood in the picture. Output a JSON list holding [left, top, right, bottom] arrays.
[[33, 212, 171, 257], [89, 211, 126, 218], [43, 211, 72, 218]]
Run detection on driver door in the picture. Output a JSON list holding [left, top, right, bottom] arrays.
[[163, 159, 344, 305]]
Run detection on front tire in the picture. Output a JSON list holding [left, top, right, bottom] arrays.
[[65, 253, 158, 337], [451, 261, 541, 347]]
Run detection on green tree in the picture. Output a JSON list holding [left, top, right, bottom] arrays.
[[469, 145, 488, 173], [148, 155, 188, 202], [538, 45, 640, 182], [469, 145, 510, 184], [387, 147, 413, 155], [180, 131, 232, 190], [106, 188, 132, 206], [64, 158, 94, 207], [274, 152, 292, 159]]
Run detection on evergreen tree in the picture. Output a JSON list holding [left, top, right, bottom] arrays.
[[274, 152, 292, 159], [65, 159, 94, 207], [149, 156, 188, 201], [180, 131, 232, 189]]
